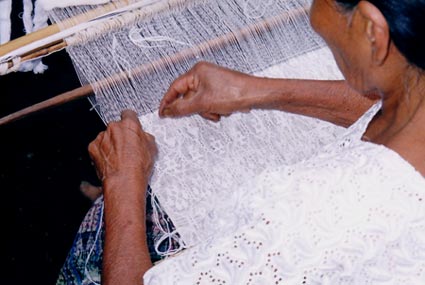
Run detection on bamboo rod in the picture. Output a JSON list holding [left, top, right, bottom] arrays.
[[5, 41, 67, 70], [0, 25, 60, 58], [0, 0, 181, 71], [0, 5, 309, 126], [21, 41, 68, 62], [0, 85, 93, 126], [0, 0, 130, 58]]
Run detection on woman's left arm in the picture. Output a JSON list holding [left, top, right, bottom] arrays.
[[88, 110, 157, 285]]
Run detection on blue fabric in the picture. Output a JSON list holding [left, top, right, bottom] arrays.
[[56, 187, 178, 285]]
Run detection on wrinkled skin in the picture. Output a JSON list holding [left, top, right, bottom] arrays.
[[88, 110, 156, 285], [88, 110, 157, 181], [159, 62, 253, 121]]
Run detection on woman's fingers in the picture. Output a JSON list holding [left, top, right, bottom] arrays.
[[88, 132, 106, 180], [159, 71, 196, 117], [200, 112, 221, 122], [88, 109, 159, 182], [120, 109, 145, 135], [161, 90, 202, 117]]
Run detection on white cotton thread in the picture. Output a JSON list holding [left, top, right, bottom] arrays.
[[242, 0, 276, 19], [31, 1, 49, 74], [83, 201, 104, 285], [32, 61, 48, 73], [112, 36, 137, 83], [89, 103, 100, 112], [154, 229, 183, 257], [33, 1, 49, 31], [0, 63, 8, 75], [18, 61, 35, 72], [0, 0, 12, 44], [150, 190, 185, 257], [22, 0, 34, 34], [129, 28, 191, 49], [18, 0, 49, 74], [10, 57, 22, 72]]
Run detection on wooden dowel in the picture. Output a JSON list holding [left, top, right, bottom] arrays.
[[21, 41, 68, 61], [0, 0, 130, 58], [0, 85, 93, 126], [5, 41, 67, 69], [0, 5, 309, 126], [0, 0, 182, 72], [0, 25, 61, 58]]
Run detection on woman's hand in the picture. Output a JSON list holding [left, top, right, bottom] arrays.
[[159, 61, 255, 121], [92, 111, 156, 285], [88, 110, 157, 182]]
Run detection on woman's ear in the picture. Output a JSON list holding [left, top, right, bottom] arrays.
[[357, 1, 391, 66]]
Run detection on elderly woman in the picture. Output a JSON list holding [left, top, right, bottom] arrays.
[[58, 0, 425, 284]]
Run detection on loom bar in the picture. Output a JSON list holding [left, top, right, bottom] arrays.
[[0, 85, 93, 126], [0, 0, 131, 59]]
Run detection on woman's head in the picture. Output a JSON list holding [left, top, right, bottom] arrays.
[[310, 0, 425, 94], [335, 0, 425, 71]]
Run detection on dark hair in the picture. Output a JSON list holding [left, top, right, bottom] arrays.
[[335, 0, 425, 70]]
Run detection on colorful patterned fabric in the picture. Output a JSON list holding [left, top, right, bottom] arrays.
[[56, 186, 178, 285]]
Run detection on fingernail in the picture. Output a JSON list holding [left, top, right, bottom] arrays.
[[162, 108, 171, 116]]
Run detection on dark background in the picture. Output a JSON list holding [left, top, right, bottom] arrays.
[[0, 2, 105, 284]]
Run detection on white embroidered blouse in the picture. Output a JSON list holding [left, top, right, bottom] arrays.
[[144, 102, 425, 284]]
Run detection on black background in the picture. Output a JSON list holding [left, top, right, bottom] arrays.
[[0, 1, 105, 284]]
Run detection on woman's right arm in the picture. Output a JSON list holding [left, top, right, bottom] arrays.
[[159, 62, 377, 127]]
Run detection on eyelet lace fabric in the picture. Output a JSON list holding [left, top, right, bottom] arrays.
[[138, 47, 425, 283], [144, 101, 425, 284]]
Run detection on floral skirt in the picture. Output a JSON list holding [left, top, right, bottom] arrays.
[[56, 186, 178, 285]]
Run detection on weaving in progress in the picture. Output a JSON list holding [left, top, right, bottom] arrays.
[[4, 0, 425, 284], [0, 0, 344, 242], [0, 0, 343, 252], [44, 0, 346, 254]]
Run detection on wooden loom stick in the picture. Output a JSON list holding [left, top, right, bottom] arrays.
[[21, 41, 68, 62], [0, 0, 130, 58], [0, 5, 309, 126], [0, 85, 93, 126], [1, 0, 188, 71], [0, 24, 60, 58], [5, 41, 67, 69]]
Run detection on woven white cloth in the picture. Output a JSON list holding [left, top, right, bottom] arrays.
[[143, 101, 425, 284], [140, 47, 347, 250]]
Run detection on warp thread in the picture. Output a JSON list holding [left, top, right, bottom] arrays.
[[112, 36, 138, 83], [129, 28, 191, 49], [243, 0, 276, 19]]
